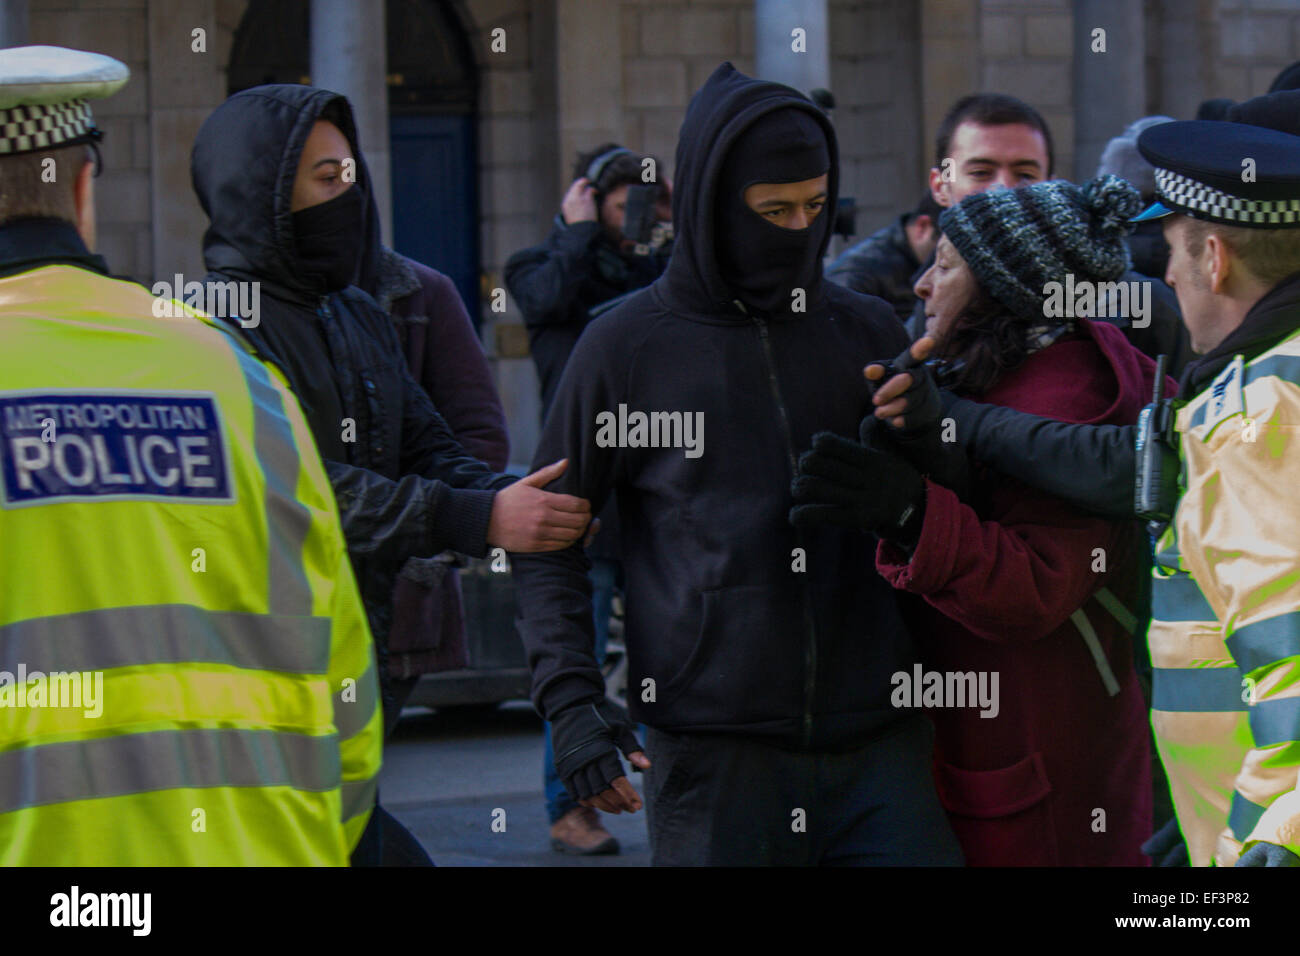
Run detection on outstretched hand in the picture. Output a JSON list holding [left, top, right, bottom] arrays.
[[866, 336, 941, 432]]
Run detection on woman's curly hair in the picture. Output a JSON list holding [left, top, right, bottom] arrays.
[[933, 282, 1037, 396]]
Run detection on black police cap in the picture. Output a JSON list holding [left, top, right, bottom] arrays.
[[1132, 120, 1300, 228]]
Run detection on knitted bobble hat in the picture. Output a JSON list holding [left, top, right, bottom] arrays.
[[937, 175, 1142, 320]]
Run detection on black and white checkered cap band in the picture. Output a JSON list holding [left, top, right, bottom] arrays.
[[0, 99, 95, 156], [1154, 166, 1300, 226]]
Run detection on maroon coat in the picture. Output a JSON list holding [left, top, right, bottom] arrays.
[[379, 251, 510, 678], [878, 320, 1160, 866]]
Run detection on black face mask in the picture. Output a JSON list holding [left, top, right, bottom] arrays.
[[716, 204, 827, 315], [291, 185, 365, 292], [714, 108, 831, 316]]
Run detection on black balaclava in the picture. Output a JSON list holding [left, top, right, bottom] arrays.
[[715, 107, 830, 315], [291, 183, 366, 292]]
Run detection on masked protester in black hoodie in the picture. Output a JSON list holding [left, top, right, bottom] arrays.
[[512, 63, 963, 866], [191, 85, 593, 865]]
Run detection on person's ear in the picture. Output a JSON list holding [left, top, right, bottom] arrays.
[[1205, 232, 1231, 295], [928, 167, 950, 208], [72, 153, 96, 251]]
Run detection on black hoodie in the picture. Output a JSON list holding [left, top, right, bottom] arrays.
[[512, 64, 916, 750], [191, 84, 514, 681]]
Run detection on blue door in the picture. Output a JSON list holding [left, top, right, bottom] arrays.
[[389, 113, 480, 330]]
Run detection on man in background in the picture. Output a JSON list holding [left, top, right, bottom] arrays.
[[825, 192, 941, 323]]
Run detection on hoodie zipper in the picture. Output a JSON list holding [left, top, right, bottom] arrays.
[[742, 301, 817, 749]]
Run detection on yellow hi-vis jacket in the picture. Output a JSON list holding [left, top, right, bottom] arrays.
[[1150, 330, 1300, 867], [0, 264, 382, 865]]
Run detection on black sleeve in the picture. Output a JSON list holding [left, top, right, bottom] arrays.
[[948, 396, 1139, 519], [880, 300, 912, 356], [393, 332, 515, 494], [510, 317, 626, 719], [504, 220, 604, 328], [326, 460, 502, 561], [824, 240, 879, 296], [328, 307, 515, 564]]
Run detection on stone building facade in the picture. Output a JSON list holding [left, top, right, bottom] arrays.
[[14, 0, 1300, 462]]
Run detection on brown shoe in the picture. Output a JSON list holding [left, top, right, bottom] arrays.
[[550, 806, 620, 855]]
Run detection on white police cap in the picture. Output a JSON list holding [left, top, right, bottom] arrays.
[[0, 46, 128, 157]]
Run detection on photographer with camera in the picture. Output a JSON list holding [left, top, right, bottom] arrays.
[[507, 143, 672, 416], [506, 144, 670, 855]]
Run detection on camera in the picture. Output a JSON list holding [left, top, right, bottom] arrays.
[[622, 182, 669, 251]]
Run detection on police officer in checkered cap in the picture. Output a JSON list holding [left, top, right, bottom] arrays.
[[0, 45, 126, 272], [0, 46, 387, 865], [1118, 118, 1300, 868], [0, 45, 125, 156], [1129, 120, 1300, 373]]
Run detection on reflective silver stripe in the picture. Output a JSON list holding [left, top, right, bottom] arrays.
[[229, 345, 314, 617], [0, 604, 331, 675], [341, 776, 378, 823], [1071, 608, 1121, 697], [0, 728, 340, 814], [334, 659, 379, 739], [1094, 587, 1138, 635]]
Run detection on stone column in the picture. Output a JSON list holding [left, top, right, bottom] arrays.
[[1153, 1, 1209, 122], [919, 0, 978, 171], [1072, 0, 1146, 180], [554, 0, 622, 196], [148, 0, 225, 285], [755, 0, 828, 96], [311, 0, 391, 244]]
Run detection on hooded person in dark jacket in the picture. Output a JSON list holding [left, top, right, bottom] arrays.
[[190, 84, 593, 864], [511, 63, 962, 866]]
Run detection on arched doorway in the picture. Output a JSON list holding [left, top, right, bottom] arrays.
[[225, 0, 481, 327]]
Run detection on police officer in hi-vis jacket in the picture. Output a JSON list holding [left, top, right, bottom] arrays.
[[0, 46, 381, 865]]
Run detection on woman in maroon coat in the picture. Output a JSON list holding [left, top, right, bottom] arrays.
[[794, 176, 1168, 865]]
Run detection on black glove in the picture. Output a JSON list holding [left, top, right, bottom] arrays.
[[789, 418, 925, 541], [1235, 842, 1300, 867], [869, 344, 945, 438], [550, 697, 642, 803], [1140, 817, 1189, 867], [869, 347, 972, 500]]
